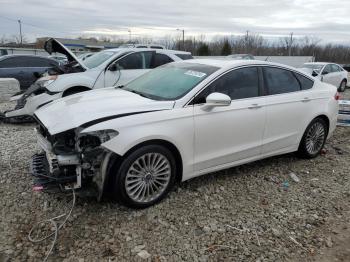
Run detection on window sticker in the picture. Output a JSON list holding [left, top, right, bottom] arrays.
[[184, 70, 207, 78]]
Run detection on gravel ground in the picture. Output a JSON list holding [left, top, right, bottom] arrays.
[[1, 91, 350, 262]]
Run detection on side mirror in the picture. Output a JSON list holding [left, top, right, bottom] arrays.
[[312, 70, 318, 77], [322, 71, 329, 75], [108, 64, 118, 72], [201, 92, 231, 110]]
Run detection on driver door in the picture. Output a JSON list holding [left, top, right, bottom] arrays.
[[192, 66, 266, 172], [104, 51, 154, 87]]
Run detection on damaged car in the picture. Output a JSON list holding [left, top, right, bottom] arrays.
[[31, 59, 339, 208], [4, 38, 192, 120]]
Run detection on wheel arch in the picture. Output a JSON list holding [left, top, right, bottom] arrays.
[[122, 139, 183, 183], [103, 139, 184, 195]]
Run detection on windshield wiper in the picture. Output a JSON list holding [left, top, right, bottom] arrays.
[[114, 85, 124, 89]]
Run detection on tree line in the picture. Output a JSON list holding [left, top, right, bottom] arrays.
[[2, 33, 350, 64]]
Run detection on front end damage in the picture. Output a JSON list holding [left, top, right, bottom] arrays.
[[31, 119, 118, 199]]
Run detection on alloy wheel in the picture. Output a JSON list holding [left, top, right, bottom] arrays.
[[125, 153, 171, 203], [305, 122, 326, 155]]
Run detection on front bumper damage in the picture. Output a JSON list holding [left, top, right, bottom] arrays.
[[3, 82, 60, 122], [30, 127, 112, 199]]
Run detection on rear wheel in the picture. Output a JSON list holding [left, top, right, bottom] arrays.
[[298, 118, 328, 158], [112, 145, 176, 208], [338, 79, 347, 92]]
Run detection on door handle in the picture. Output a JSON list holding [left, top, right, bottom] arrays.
[[301, 97, 311, 102], [248, 104, 262, 109]]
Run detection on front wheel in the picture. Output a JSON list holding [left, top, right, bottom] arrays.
[[112, 145, 176, 208], [298, 118, 328, 159], [338, 80, 347, 92]]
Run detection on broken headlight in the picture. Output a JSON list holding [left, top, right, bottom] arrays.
[[78, 130, 119, 151], [38, 75, 58, 88]]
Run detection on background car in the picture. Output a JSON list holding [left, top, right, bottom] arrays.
[[301, 62, 348, 92], [0, 55, 59, 90], [32, 59, 338, 208], [48, 55, 68, 64], [227, 54, 255, 60], [4, 38, 193, 119]]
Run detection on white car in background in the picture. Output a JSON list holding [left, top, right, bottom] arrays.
[[301, 62, 348, 92], [5, 38, 192, 119], [31, 59, 338, 208]]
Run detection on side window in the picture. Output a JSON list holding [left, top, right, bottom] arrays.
[[30, 57, 57, 67], [152, 53, 173, 68], [193, 67, 259, 104], [294, 73, 314, 90], [0, 57, 25, 68], [331, 64, 341, 72], [263, 67, 300, 95], [323, 64, 332, 74], [116, 52, 143, 70], [116, 52, 152, 70]]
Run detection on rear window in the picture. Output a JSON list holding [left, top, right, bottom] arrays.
[[175, 54, 193, 60], [152, 53, 173, 68], [263, 67, 300, 95], [294, 73, 314, 90]]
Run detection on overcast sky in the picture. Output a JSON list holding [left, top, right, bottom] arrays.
[[0, 0, 350, 44]]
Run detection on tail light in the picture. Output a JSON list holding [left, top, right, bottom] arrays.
[[334, 92, 340, 101]]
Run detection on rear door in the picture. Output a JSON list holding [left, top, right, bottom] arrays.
[[104, 51, 154, 87], [261, 66, 315, 155], [0, 56, 27, 88], [21, 57, 58, 87], [193, 66, 266, 171]]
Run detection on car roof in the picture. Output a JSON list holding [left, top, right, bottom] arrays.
[[182, 58, 289, 70], [304, 62, 328, 66], [104, 48, 191, 55], [0, 54, 56, 60]]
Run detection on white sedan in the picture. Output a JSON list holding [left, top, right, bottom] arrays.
[[5, 38, 192, 119], [32, 59, 339, 208], [301, 62, 348, 92]]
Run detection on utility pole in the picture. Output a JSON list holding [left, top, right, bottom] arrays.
[[177, 29, 185, 51], [18, 19, 22, 45], [288, 32, 293, 56], [128, 29, 131, 43], [245, 30, 249, 52]]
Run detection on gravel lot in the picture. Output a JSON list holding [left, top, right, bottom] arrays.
[[1, 91, 350, 261]]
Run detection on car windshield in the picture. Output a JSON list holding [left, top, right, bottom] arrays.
[[123, 63, 219, 100], [303, 64, 324, 73], [83, 51, 116, 69]]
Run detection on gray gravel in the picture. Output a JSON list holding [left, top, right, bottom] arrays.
[[1, 91, 350, 261]]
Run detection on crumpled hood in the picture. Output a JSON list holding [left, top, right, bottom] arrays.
[[35, 88, 175, 135]]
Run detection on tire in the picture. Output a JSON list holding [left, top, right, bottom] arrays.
[[298, 118, 328, 159], [112, 145, 177, 208], [338, 79, 347, 92]]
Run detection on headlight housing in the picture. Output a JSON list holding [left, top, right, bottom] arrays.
[[38, 75, 58, 88], [78, 129, 119, 150]]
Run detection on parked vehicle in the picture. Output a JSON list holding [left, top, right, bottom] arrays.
[[4, 38, 192, 119], [119, 43, 166, 49], [301, 62, 348, 92], [0, 55, 60, 90], [31, 59, 339, 208], [227, 54, 255, 60]]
